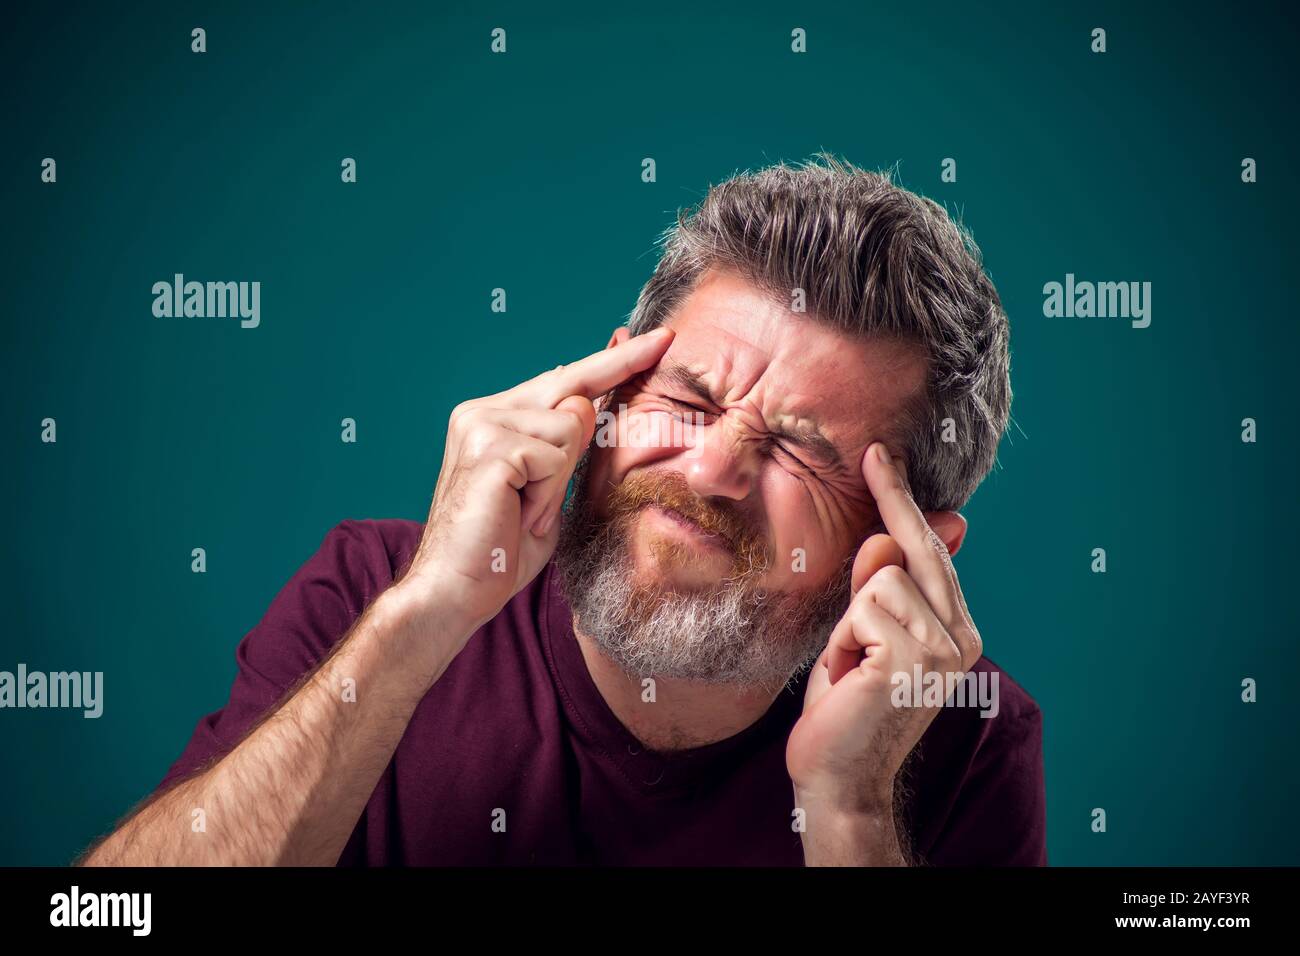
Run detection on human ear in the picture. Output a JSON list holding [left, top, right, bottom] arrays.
[[891, 454, 967, 557], [924, 510, 968, 557]]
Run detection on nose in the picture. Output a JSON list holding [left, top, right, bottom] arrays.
[[681, 417, 761, 501]]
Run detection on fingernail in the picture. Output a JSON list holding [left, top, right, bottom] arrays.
[[536, 509, 557, 536], [875, 443, 891, 465]]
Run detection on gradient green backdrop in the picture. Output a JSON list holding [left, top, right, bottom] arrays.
[[3, 0, 1297, 866]]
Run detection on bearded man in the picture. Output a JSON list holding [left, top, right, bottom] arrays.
[[79, 156, 1045, 867]]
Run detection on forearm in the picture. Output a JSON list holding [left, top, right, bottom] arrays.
[[80, 583, 463, 866], [796, 789, 911, 866]]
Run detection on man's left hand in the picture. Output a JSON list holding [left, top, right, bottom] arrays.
[[786, 441, 983, 864]]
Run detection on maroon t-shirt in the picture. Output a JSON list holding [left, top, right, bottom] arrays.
[[155, 519, 1047, 865]]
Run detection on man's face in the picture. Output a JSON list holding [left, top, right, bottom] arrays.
[[590, 269, 926, 590], [556, 268, 928, 687]]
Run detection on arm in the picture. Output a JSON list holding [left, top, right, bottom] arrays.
[[795, 794, 911, 866], [78, 580, 465, 866], [79, 327, 676, 867]]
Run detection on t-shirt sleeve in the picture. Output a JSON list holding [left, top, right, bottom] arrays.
[[924, 703, 1048, 866], [151, 520, 397, 794]]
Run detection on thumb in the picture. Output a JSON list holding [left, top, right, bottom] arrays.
[[526, 395, 596, 537], [851, 533, 906, 597], [554, 394, 597, 457]]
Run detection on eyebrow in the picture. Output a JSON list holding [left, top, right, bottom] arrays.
[[649, 359, 845, 468]]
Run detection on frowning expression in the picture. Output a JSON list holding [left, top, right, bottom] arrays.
[[584, 268, 929, 593]]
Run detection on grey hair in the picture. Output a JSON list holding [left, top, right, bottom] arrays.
[[625, 153, 1011, 513]]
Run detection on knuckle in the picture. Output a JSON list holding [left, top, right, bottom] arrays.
[[936, 635, 961, 671], [461, 424, 500, 462], [847, 596, 869, 626], [449, 399, 476, 424], [870, 564, 908, 591], [489, 455, 524, 486], [857, 665, 892, 694], [850, 598, 879, 633], [506, 446, 531, 477], [545, 442, 568, 470], [450, 401, 491, 436], [863, 634, 892, 663], [950, 621, 982, 664]]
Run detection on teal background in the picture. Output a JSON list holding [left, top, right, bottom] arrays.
[[2, 1, 1296, 865]]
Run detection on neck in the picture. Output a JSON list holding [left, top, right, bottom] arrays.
[[572, 619, 782, 753]]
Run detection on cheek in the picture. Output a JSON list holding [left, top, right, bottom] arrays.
[[759, 470, 860, 579], [590, 406, 688, 495]]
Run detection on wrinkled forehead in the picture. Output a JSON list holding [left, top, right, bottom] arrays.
[[654, 269, 928, 435]]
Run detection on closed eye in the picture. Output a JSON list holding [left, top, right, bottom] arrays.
[[766, 439, 813, 470], [661, 393, 837, 475], [666, 397, 715, 420]]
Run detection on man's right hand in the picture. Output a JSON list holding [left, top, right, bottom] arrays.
[[396, 326, 676, 647], [77, 327, 676, 867]]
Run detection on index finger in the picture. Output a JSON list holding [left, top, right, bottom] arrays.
[[862, 441, 966, 629], [514, 326, 675, 409]]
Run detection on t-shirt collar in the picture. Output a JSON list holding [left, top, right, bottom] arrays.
[[538, 559, 806, 796]]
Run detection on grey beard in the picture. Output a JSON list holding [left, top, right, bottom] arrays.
[[554, 457, 854, 691]]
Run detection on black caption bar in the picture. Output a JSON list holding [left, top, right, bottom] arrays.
[[0, 866, 1283, 941]]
